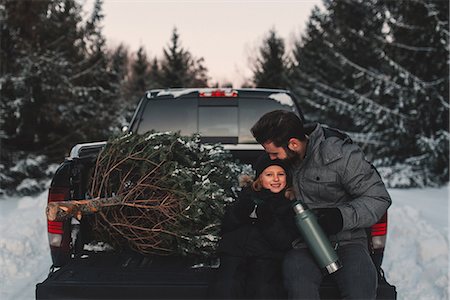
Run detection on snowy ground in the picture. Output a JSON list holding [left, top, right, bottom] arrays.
[[383, 186, 449, 300], [0, 186, 448, 300], [0, 191, 51, 300]]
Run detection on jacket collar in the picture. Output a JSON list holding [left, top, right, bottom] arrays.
[[303, 123, 322, 159], [304, 123, 343, 165]]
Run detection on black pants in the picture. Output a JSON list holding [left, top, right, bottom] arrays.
[[209, 255, 284, 299], [283, 243, 378, 299]]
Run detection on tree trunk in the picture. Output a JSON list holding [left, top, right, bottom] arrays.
[[47, 196, 122, 222]]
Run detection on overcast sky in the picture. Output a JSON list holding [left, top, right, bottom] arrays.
[[91, 0, 321, 87]]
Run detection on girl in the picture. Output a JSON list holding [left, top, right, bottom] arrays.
[[211, 153, 298, 299]]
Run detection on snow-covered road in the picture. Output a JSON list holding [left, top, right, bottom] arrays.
[[0, 186, 448, 299]]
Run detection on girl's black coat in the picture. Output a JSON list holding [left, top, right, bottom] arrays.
[[218, 187, 298, 259]]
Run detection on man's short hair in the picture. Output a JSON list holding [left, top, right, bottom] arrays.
[[251, 110, 306, 147]]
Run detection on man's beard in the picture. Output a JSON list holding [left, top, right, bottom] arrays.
[[283, 146, 302, 165]]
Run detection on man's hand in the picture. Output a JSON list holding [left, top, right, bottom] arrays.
[[313, 207, 343, 235]]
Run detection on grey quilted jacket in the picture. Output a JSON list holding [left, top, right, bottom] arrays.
[[291, 123, 392, 246]]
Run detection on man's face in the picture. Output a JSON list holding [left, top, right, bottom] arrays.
[[262, 141, 300, 163]]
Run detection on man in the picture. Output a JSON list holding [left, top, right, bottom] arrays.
[[250, 110, 391, 299]]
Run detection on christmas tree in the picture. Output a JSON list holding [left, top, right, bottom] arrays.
[[47, 131, 250, 257]]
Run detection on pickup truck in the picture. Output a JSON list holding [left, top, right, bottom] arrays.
[[36, 88, 396, 299]]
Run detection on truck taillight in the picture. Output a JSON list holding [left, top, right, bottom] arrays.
[[371, 213, 388, 250], [199, 89, 238, 97], [47, 187, 69, 247]]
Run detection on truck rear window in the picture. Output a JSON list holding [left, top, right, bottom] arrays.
[[137, 98, 198, 136], [199, 106, 238, 138], [136, 96, 296, 144]]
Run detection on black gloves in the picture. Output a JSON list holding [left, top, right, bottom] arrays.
[[313, 207, 343, 235]]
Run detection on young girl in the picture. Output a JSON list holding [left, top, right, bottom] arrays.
[[210, 153, 299, 299]]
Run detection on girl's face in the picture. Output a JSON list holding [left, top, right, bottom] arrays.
[[260, 165, 287, 193]]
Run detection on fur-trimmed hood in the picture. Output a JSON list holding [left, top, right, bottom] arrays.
[[238, 174, 254, 188]]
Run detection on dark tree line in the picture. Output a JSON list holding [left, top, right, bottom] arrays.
[[1, 0, 447, 194], [252, 0, 448, 187]]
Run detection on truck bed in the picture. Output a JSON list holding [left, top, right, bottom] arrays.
[[36, 251, 396, 299]]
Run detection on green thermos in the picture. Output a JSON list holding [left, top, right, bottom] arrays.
[[292, 200, 342, 274]]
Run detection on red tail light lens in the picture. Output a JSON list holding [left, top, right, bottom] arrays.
[[48, 221, 64, 234], [371, 213, 388, 236], [47, 187, 70, 247], [371, 213, 388, 249]]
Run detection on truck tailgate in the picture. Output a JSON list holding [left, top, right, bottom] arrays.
[[36, 252, 396, 299]]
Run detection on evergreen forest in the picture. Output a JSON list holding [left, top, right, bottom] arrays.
[[1, 0, 448, 195]]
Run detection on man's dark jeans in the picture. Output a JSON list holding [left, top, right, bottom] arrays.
[[282, 242, 377, 299]]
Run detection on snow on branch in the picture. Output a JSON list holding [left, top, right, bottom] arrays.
[[322, 40, 407, 92], [314, 81, 410, 120], [302, 96, 332, 112], [374, 33, 436, 52], [385, 1, 449, 41], [418, 0, 450, 38], [376, 160, 430, 188], [71, 86, 113, 95], [347, 28, 436, 53], [418, 130, 450, 152], [346, 131, 385, 146], [386, 14, 424, 31], [378, 50, 446, 88], [312, 89, 382, 124], [377, 50, 449, 109], [348, 89, 412, 121], [69, 58, 103, 80]]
